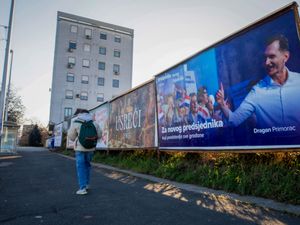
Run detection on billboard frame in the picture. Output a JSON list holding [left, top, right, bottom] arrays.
[[89, 101, 110, 151], [154, 2, 299, 80], [109, 79, 155, 103], [154, 2, 300, 151], [89, 100, 109, 112], [108, 79, 157, 150], [53, 121, 64, 148]]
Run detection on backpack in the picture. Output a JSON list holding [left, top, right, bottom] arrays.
[[75, 120, 98, 149]]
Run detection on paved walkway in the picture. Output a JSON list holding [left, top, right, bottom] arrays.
[[80, 154, 300, 216], [0, 147, 299, 225]]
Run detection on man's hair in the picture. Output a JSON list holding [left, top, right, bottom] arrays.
[[266, 34, 289, 52], [74, 108, 89, 115], [198, 86, 208, 96], [189, 92, 197, 98]]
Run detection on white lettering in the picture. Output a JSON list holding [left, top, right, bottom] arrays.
[[182, 119, 224, 133], [115, 109, 143, 131], [253, 128, 271, 134], [272, 126, 296, 132], [253, 126, 296, 134]]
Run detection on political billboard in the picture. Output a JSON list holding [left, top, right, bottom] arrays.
[[108, 81, 156, 148], [90, 102, 109, 149], [54, 122, 63, 147], [66, 116, 77, 149], [155, 4, 300, 149]]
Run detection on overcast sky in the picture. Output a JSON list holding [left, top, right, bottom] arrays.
[[0, 0, 299, 125]]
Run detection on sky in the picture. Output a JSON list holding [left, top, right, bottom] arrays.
[[0, 0, 299, 126]]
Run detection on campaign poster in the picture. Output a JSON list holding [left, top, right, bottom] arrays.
[[54, 122, 63, 147], [66, 116, 77, 149], [90, 103, 109, 149], [155, 5, 300, 149], [108, 81, 156, 148]]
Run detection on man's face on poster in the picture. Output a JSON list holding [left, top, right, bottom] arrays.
[[264, 40, 289, 78], [198, 89, 208, 105], [179, 107, 185, 117], [190, 95, 198, 114]]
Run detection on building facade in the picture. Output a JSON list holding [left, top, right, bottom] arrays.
[[49, 11, 134, 124]]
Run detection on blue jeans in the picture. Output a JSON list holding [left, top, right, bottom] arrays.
[[75, 151, 93, 190]]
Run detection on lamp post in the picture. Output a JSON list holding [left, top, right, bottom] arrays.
[[4, 49, 14, 121], [0, 0, 14, 146]]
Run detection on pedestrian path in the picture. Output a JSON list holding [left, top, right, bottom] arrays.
[[0, 147, 299, 225], [59, 151, 300, 218]]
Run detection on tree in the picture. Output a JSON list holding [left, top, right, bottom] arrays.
[[19, 118, 49, 146], [28, 125, 42, 146], [6, 87, 25, 124]]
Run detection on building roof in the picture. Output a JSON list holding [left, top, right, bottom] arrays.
[[57, 11, 134, 37]]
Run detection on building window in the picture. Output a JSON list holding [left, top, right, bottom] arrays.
[[70, 25, 78, 33], [82, 59, 90, 68], [68, 41, 77, 51], [85, 28, 92, 39], [80, 92, 88, 100], [113, 64, 120, 75], [98, 77, 105, 86], [97, 93, 104, 102], [81, 75, 89, 84], [112, 79, 119, 88], [98, 61, 105, 70], [83, 44, 91, 52], [114, 49, 121, 58], [114, 35, 121, 43], [66, 73, 74, 82], [100, 32, 107, 40], [65, 90, 73, 99], [68, 57, 76, 64], [68, 57, 76, 68], [99, 47, 106, 55], [64, 107, 73, 119]]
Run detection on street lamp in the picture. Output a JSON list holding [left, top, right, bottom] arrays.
[[0, 0, 14, 146], [4, 49, 13, 121]]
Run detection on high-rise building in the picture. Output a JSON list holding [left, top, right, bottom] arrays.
[[49, 11, 134, 124]]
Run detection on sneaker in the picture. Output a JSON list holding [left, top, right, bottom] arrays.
[[76, 189, 87, 195]]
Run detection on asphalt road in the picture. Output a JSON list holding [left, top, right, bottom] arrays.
[[0, 147, 299, 225]]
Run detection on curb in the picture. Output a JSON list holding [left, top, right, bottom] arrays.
[[58, 153, 300, 216]]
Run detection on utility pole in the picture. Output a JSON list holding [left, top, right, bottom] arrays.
[[4, 49, 14, 121], [0, 0, 15, 145]]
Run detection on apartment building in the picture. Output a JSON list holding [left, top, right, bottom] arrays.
[[49, 11, 134, 124]]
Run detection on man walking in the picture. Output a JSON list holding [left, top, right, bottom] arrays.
[[68, 109, 102, 195]]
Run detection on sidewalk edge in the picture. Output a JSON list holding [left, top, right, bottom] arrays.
[[57, 152, 300, 216]]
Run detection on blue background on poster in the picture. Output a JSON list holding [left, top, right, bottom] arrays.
[[156, 9, 300, 148]]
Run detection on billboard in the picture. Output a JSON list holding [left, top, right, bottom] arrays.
[[108, 81, 156, 148], [54, 122, 63, 147], [90, 103, 109, 149], [66, 116, 77, 149], [155, 4, 300, 149]]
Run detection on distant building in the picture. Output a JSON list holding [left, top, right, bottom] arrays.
[[49, 11, 134, 124]]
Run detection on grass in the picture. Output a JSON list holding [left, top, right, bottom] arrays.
[[62, 149, 300, 205]]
